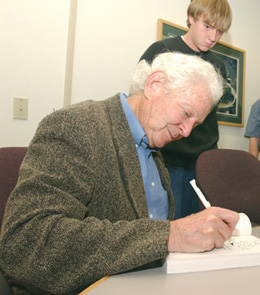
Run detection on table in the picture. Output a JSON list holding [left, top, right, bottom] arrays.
[[80, 226, 260, 295]]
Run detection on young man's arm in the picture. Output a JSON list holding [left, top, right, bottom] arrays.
[[249, 137, 259, 158]]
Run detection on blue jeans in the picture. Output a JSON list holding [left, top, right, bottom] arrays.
[[165, 164, 199, 220]]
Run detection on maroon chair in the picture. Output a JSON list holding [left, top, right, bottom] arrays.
[[195, 148, 260, 225], [0, 147, 28, 231], [0, 147, 28, 294]]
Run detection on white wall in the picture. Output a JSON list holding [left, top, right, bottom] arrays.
[[1, 0, 260, 152], [71, 0, 189, 102], [0, 0, 70, 147]]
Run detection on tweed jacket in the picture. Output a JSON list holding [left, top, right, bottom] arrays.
[[0, 93, 175, 295]]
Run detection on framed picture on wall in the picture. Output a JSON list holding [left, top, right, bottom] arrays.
[[157, 18, 246, 127]]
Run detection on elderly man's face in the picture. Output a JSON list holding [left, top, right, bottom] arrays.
[[143, 84, 212, 149]]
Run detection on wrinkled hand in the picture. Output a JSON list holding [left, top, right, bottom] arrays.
[[168, 207, 239, 253]]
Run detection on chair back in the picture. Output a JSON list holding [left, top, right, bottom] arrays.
[[195, 149, 260, 224], [0, 147, 27, 294], [0, 147, 28, 231]]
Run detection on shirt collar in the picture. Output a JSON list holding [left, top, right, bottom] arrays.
[[120, 93, 156, 151]]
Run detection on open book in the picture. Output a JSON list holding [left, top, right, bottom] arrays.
[[164, 213, 260, 274]]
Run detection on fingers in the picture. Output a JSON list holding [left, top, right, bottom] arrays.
[[204, 207, 238, 249], [167, 207, 239, 253], [204, 207, 239, 248], [211, 207, 240, 232]]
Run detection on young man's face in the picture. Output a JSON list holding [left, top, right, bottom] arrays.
[[188, 15, 223, 52]]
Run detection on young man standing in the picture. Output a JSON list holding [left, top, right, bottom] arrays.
[[139, 0, 232, 219]]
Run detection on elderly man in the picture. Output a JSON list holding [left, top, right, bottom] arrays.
[[0, 52, 239, 295]]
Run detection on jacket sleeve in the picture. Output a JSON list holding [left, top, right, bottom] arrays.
[[0, 105, 170, 295]]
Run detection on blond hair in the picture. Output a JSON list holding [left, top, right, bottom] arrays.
[[187, 0, 232, 32]]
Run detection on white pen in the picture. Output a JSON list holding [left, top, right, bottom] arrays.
[[190, 179, 234, 246], [189, 179, 211, 208]]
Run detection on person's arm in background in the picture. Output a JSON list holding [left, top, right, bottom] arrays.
[[245, 99, 260, 158], [249, 137, 259, 158]]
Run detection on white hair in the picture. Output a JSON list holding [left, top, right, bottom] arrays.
[[129, 52, 224, 107]]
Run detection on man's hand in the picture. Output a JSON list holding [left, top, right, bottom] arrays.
[[168, 207, 239, 253]]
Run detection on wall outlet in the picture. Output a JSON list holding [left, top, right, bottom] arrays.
[[13, 97, 28, 120]]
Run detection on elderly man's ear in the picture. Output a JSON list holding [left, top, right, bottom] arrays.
[[144, 71, 167, 99]]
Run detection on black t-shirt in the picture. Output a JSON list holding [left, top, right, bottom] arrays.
[[139, 36, 227, 169]]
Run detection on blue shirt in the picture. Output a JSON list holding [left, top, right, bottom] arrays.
[[120, 93, 169, 220], [245, 99, 260, 150]]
